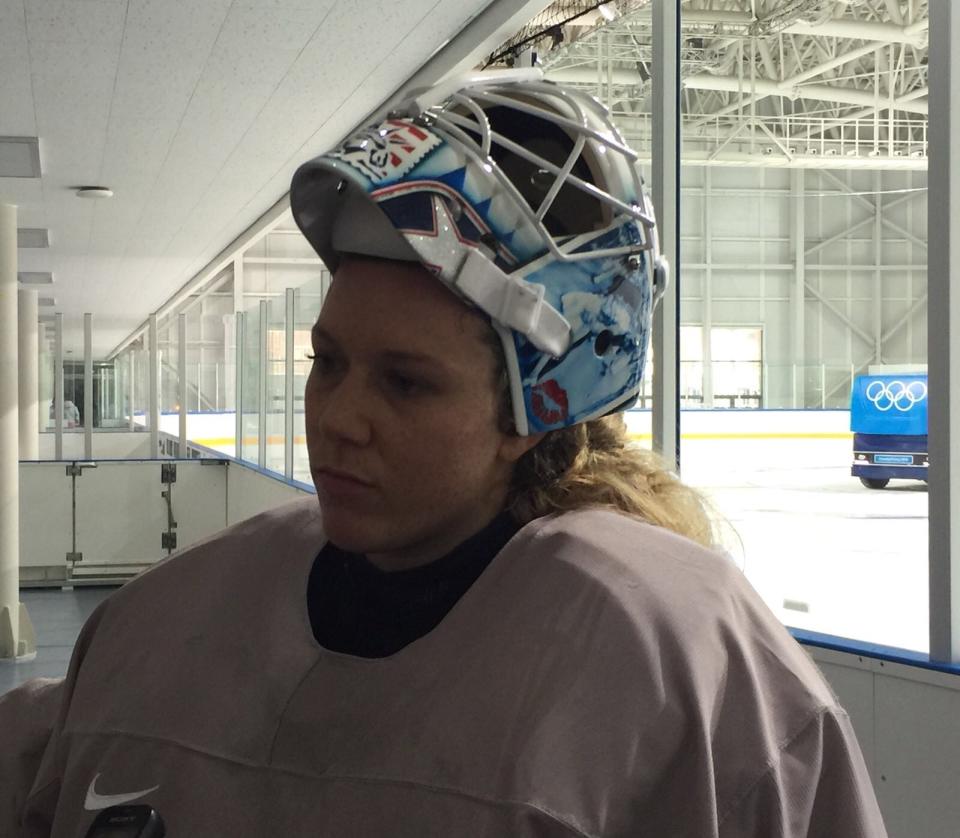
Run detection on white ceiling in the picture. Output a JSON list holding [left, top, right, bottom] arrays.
[[0, 0, 514, 357]]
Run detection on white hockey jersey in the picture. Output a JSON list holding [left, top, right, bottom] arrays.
[[1, 499, 887, 836]]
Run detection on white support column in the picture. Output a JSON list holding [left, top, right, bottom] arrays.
[[178, 313, 187, 452], [18, 289, 39, 459], [792, 169, 806, 407], [928, 0, 960, 663], [233, 255, 244, 314], [149, 314, 159, 457], [83, 313, 93, 459], [651, 0, 681, 471], [873, 171, 884, 364], [0, 203, 35, 660], [54, 312, 63, 460], [702, 168, 713, 408], [284, 288, 295, 480]]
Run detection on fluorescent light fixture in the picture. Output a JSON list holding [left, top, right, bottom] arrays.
[[75, 186, 113, 199], [0, 137, 41, 178], [18, 271, 53, 284], [17, 228, 49, 248]]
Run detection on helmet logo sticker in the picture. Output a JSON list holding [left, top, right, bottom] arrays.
[[532, 379, 569, 425], [331, 120, 441, 184]]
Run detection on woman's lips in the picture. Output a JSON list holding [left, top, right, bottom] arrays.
[[312, 467, 376, 501]]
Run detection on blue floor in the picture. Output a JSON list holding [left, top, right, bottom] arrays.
[[0, 586, 115, 696]]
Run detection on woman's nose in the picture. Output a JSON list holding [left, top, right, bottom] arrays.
[[312, 373, 372, 446]]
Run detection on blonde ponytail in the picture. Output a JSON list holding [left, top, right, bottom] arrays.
[[485, 328, 719, 548], [507, 414, 719, 548]]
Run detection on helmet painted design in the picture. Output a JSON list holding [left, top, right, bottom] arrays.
[[290, 68, 666, 435]]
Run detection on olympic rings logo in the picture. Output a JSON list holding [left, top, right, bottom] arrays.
[[864, 380, 928, 412]]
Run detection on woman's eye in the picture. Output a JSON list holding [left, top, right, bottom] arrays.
[[307, 351, 338, 374], [385, 371, 422, 395]]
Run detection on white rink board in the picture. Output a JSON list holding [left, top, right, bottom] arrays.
[[20, 463, 74, 571], [36, 431, 155, 461], [226, 463, 312, 527], [27, 410, 929, 653]]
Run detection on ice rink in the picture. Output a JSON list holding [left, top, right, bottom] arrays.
[[679, 431, 928, 654]]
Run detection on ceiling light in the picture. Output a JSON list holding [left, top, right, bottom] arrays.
[[38, 296, 56, 307], [75, 186, 113, 199], [599, 2, 618, 22]]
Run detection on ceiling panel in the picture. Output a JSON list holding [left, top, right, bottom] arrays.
[[0, 0, 511, 355], [24, 0, 126, 44], [0, 5, 35, 135]]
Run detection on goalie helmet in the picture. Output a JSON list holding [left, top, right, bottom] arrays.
[[290, 68, 667, 435]]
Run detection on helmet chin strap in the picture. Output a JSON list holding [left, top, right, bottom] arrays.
[[452, 247, 572, 359]]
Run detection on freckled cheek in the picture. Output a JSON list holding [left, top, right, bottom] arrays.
[[381, 416, 497, 502]]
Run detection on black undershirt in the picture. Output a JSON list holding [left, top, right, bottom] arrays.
[[307, 512, 521, 658]]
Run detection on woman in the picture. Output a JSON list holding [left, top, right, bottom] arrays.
[[2, 70, 885, 837]]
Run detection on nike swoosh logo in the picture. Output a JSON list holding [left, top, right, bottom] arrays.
[[84, 773, 160, 811]]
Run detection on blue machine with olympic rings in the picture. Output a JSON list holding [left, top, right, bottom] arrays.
[[850, 372, 928, 489]]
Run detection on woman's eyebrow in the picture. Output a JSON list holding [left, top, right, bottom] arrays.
[[380, 349, 445, 366], [312, 324, 449, 369]]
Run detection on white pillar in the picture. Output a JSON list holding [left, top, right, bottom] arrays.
[[18, 288, 39, 459], [0, 204, 36, 659]]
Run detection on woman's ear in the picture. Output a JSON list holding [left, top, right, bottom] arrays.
[[498, 430, 546, 465]]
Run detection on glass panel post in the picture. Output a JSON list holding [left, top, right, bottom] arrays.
[[651, 0, 681, 471], [928, 0, 960, 662], [54, 312, 63, 460], [127, 351, 135, 431], [83, 313, 93, 459], [235, 312, 244, 461], [285, 288, 295, 480], [149, 314, 159, 458], [178, 313, 187, 452], [258, 299, 268, 469]]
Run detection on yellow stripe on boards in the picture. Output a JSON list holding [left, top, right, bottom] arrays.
[[191, 435, 309, 447], [626, 432, 854, 441], [192, 432, 853, 447]]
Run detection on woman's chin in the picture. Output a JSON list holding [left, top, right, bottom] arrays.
[[319, 506, 387, 554]]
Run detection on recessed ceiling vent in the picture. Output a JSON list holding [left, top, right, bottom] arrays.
[[0, 137, 41, 178], [17, 228, 49, 248], [18, 271, 53, 285]]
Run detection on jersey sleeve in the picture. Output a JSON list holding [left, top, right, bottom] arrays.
[[10, 599, 113, 836], [0, 677, 65, 835], [719, 705, 888, 838]]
